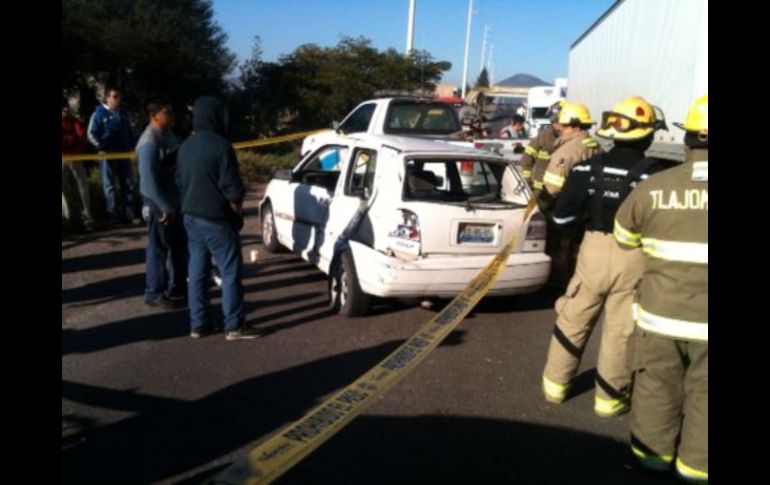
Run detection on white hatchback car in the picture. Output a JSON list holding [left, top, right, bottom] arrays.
[[260, 134, 550, 316]]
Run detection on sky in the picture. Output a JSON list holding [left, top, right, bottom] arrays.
[[211, 0, 617, 86]]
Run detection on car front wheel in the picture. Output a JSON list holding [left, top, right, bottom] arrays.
[[261, 203, 281, 253]]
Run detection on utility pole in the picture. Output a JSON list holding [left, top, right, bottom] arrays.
[[461, 0, 473, 99], [480, 25, 490, 74], [487, 43, 494, 74], [490, 61, 495, 86], [406, 0, 416, 56]]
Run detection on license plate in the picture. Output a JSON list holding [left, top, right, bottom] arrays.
[[458, 223, 495, 244]]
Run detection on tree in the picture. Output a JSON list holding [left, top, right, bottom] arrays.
[[230, 36, 452, 134], [62, 0, 235, 132], [475, 68, 490, 88]]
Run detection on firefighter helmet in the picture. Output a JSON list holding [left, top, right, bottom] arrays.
[[674, 94, 708, 139], [547, 100, 566, 123], [597, 96, 662, 141], [557, 102, 596, 126]]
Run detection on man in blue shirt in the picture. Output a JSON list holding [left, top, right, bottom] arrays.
[[136, 100, 187, 309], [87, 87, 137, 224]]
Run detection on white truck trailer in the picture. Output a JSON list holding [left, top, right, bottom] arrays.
[[568, 0, 708, 162]]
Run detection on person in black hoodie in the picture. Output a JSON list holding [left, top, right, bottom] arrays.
[[177, 96, 260, 340]]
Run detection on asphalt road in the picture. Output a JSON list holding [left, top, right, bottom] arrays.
[[62, 187, 679, 485]]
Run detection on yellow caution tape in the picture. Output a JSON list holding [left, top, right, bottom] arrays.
[[61, 151, 138, 163], [231, 130, 327, 150], [60, 129, 326, 163], [208, 197, 539, 485]]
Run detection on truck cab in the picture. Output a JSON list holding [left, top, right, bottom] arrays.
[[526, 86, 563, 138], [301, 97, 465, 156]]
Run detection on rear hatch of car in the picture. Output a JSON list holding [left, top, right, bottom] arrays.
[[386, 156, 545, 258]]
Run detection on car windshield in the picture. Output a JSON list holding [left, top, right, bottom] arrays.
[[403, 158, 528, 206], [489, 95, 527, 106], [531, 107, 550, 119], [385, 102, 461, 135]]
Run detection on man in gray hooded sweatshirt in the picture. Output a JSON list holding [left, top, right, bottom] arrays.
[[177, 96, 260, 340], [136, 100, 187, 309]]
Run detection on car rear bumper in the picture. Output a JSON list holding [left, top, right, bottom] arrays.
[[349, 242, 550, 298]]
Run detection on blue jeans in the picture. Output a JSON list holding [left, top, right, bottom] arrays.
[[101, 158, 136, 220], [144, 199, 188, 302], [184, 214, 245, 332]]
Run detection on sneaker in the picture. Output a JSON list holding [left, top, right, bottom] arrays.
[[165, 292, 187, 305], [190, 322, 223, 338], [225, 327, 263, 341], [145, 294, 177, 310], [211, 266, 222, 288]]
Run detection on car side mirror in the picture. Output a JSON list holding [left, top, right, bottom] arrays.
[[273, 168, 294, 181], [331, 120, 340, 130], [351, 186, 371, 200]]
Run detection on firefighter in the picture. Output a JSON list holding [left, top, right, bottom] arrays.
[[520, 100, 563, 191], [539, 101, 602, 201], [537, 102, 602, 293], [614, 94, 708, 483], [541, 96, 671, 418]]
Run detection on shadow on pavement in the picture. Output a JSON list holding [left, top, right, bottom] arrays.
[[62, 273, 145, 306], [62, 247, 145, 274], [62, 339, 676, 485]]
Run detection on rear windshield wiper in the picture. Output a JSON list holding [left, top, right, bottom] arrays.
[[465, 193, 498, 211], [464, 193, 529, 211]]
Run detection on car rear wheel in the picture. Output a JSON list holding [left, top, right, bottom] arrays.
[[329, 251, 371, 317]]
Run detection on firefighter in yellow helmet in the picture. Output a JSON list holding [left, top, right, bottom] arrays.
[[541, 96, 673, 418], [537, 102, 602, 292], [615, 94, 708, 483], [520, 100, 563, 191]]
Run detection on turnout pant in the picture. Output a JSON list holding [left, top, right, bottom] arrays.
[[628, 328, 708, 482], [542, 231, 644, 413]]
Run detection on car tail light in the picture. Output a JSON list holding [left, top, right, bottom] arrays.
[[526, 212, 547, 241], [388, 209, 422, 257], [460, 160, 474, 177], [521, 212, 547, 253], [474, 142, 485, 149], [390, 209, 421, 241]]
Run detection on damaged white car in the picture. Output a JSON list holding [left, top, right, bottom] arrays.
[[260, 134, 550, 316]]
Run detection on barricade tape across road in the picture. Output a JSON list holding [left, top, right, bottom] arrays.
[[60, 129, 327, 163], [207, 197, 539, 485], [63, 124, 539, 483]]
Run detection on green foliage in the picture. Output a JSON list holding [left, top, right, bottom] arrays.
[[229, 36, 452, 138], [236, 144, 302, 183], [475, 68, 490, 88], [62, 0, 235, 128]]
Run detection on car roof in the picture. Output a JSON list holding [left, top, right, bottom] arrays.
[[366, 96, 451, 104], [347, 133, 503, 158]]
